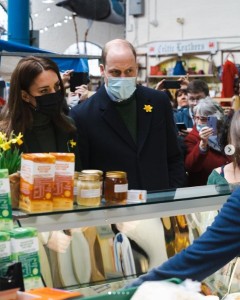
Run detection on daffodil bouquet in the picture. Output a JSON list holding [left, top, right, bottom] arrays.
[[0, 131, 23, 175]]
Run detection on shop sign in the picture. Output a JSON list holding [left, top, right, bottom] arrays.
[[148, 39, 218, 56]]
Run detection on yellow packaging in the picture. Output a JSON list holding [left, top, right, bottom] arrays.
[[50, 153, 75, 210], [19, 153, 56, 213]]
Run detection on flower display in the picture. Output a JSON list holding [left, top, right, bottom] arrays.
[[0, 131, 23, 175], [143, 104, 153, 112]]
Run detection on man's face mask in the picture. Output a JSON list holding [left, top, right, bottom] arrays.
[[34, 90, 63, 117], [107, 77, 136, 101]]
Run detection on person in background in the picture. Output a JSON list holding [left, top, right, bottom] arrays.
[[184, 97, 228, 187], [176, 79, 210, 131], [232, 78, 240, 112], [70, 38, 185, 191], [174, 88, 188, 110], [207, 109, 237, 185]]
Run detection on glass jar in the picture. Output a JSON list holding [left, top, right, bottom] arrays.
[[74, 171, 81, 204], [81, 169, 103, 195], [104, 171, 128, 204], [77, 174, 101, 207]]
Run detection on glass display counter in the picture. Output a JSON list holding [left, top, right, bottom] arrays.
[[11, 183, 239, 297], [12, 184, 233, 231]]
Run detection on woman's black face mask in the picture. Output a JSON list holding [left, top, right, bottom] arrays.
[[34, 90, 63, 117]]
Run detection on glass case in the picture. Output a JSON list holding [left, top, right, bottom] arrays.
[[12, 183, 239, 297]]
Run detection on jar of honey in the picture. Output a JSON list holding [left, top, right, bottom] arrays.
[[104, 171, 128, 203], [81, 169, 103, 195], [77, 173, 101, 207]]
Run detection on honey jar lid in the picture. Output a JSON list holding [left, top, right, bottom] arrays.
[[105, 171, 127, 178], [78, 173, 100, 181], [81, 169, 103, 176]]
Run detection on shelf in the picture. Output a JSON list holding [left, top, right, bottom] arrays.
[[13, 184, 234, 232], [148, 74, 214, 78]]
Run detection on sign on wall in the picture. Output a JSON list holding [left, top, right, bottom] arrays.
[[148, 39, 218, 56]]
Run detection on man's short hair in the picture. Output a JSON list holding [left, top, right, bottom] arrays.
[[187, 79, 209, 96], [101, 39, 137, 66]]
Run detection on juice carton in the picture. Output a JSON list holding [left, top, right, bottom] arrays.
[[0, 169, 13, 231], [19, 153, 56, 213], [0, 231, 12, 277], [50, 153, 75, 210], [10, 227, 43, 291]]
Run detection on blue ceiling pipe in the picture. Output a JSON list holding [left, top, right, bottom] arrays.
[[7, 0, 30, 45]]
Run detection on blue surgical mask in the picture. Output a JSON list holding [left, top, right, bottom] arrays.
[[196, 124, 207, 132], [107, 77, 136, 101]]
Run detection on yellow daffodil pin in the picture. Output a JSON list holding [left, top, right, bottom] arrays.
[[69, 139, 76, 148], [143, 104, 153, 112]]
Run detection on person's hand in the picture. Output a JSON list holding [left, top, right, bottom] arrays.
[[199, 127, 213, 150], [46, 231, 72, 253], [155, 79, 166, 91], [74, 84, 89, 102], [179, 74, 189, 89], [178, 128, 192, 137], [61, 69, 74, 89]]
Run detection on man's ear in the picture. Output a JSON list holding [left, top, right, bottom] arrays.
[[99, 64, 104, 76], [21, 90, 30, 102]]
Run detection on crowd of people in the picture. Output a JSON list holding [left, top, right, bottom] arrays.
[[2, 38, 240, 291]]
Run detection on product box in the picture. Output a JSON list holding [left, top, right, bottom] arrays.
[[9, 227, 43, 291], [19, 153, 56, 213], [0, 231, 12, 277], [50, 153, 75, 210], [0, 169, 13, 231]]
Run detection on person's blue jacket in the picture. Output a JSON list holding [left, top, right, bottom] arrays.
[[127, 186, 240, 287], [175, 107, 194, 129]]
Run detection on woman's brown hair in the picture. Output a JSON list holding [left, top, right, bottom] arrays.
[[0, 56, 75, 137]]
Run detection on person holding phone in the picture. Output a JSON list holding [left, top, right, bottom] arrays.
[[184, 97, 228, 186]]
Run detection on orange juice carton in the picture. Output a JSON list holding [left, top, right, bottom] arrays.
[[19, 154, 56, 213], [0, 169, 13, 230], [10, 227, 42, 291], [50, 153, 75, 210]]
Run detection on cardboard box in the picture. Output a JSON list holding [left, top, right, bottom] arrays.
[[19, 154, 56, 213], [50, 153, 75, 210], [10, 227, 42, 291], [0, 169, 13, 231], [0, 231, 12, 277]]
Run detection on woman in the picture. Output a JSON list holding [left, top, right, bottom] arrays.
[[184, 97, 229, 186], [174, 88, 188, 109], [208, 109, 239, 185], [1, 56, 83, 287], [0, 56, 80, 169]]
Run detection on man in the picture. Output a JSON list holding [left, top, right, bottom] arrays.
[[69, 39, 185, 191], [176, 79, 209, 129]]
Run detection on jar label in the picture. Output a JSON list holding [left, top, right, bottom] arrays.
[[114, 184, 128, 193], [80, 189, 101, 198]]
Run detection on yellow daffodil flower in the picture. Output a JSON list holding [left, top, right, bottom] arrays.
[[143, 104, 153, 112], [12, 132, 24, 145], [69, 139, 76, 148], [0, 141, 11, 151]]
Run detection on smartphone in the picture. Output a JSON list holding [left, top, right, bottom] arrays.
[[163, 80, 181, 89], [70, 72, 90, 92], [207, 115, 218, 135], [176, 122, 187, 131]]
